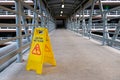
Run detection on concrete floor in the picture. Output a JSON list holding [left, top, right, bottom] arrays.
[[0, 29, 120, 80]]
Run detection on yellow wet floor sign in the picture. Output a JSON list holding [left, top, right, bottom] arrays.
[[26, 27, 56, 74]]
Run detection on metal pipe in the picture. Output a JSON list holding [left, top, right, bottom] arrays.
[[88, 0, 96, 39], [15, 0, 22, 62]]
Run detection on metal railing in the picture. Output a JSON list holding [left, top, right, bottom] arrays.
[[0, 0, 56, 72], [67, 0, 120, 49]]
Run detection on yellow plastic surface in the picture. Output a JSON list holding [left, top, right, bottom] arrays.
[[26, 27, 56, 74]]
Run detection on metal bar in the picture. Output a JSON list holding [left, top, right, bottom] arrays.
[[0, 24, 17, 27], [84, 0, 98, 10], [72, 17, 74, 31], [0, 5, 17, 14], [0, 5, 31, 18], [34, 0, 39, 27], [105, 6, 120, 13], [21, 0, 53, 23], [0, 24, 39, 27], [0, 43, 30, 65], [103, 14, 110, 45], [21, 5, 30, 42], [98, 0, 104, 17], [78, 12, 82, 34], [76, 15, 79, 33], [20, 0, 47, 20], [111, 20, 120, 46], [38, 0, 44, 27], [82, 9, 87, 36], [31, 15, 35, 37], [98, 0, 110, 45], [0, 33, 32, 45], [44, 10, 48, 27], [72, 0, 87, 15], [88, 0, 96, 39], [70, 17, 72, 31], [15, 0, 22, 62], [47, 14, 49, 28], [73, 17, 75, 31]]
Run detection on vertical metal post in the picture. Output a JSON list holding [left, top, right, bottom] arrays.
[[38, 0, 44, 27], [98, 0, 103, 17], [76, 15, 78, 32], [44, 10, 48, 28], [49, 16, 53, 31], [31, 14, 35, 36], [88, 0, 96, 39], [67, 18, 69, 29], [111, 20, 120, 46], [82, 8, 86, 36], [66, 18, 69, 29], [70, 17, 72, 30], [99, 0, 110, 45], [71, 17, 73, 31], [68, 19, 70, 29], [79, 12, 81, 34], [21, 4, 30, 42], [34, 0, 38, 27], [102, 13, 108, 45], [98, 0, 109, 45], [76, 14, 78, 33], [43, 10, 46, 27], [47, 17, 49, 29], [28, 10, 31, 15], [15, 0, 22, 62], [74, 16, 76, 32]]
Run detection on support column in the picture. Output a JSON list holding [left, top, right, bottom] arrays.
[[88, 0, 96, 39], [111, 20, 120, 46], [102, 13, 109, 45], [82, 9, 87, 36], [44, 10, 48, 27], [76, 14, 78, 33], [70, 17, 72, 31], [47, 15, 50, 29], [72, 17, 74, 31], [79, 12, 81, 34], [33, 0, 38, 27], [38, 0, 44, 27], [15, 0, 22, 62], [73, 15, 76, 32], [21, 4, 30, 42], [98, 0, 109, 45]]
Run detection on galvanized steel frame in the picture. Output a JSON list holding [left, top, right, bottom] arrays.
[[0, 0, 56, 71], [67, 0, 120, 48]]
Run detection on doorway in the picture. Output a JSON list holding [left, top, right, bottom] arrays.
[[56, 19, 66, 29]]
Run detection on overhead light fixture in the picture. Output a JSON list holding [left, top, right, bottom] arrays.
[[60, 14, 62, 16], [76, 15, 79, 17], [61, 11, 63, 13], [62, 4, 64, 8]]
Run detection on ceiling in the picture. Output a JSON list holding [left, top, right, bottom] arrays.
[[43, 0, 88, 19]]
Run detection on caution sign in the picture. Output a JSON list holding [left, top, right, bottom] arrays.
[[44, 29, 56, 65], [26, 27, 56, 74]]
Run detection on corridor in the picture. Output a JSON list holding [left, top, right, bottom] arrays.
[[1, 29, 120, 80]]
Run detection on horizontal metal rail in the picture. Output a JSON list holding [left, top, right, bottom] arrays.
[[0, 33, 32, 44], [105, 6, 120, 14], [0, 42, 30, 65], [0, 5, 17, 14], [0, 24, 39, 27]]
